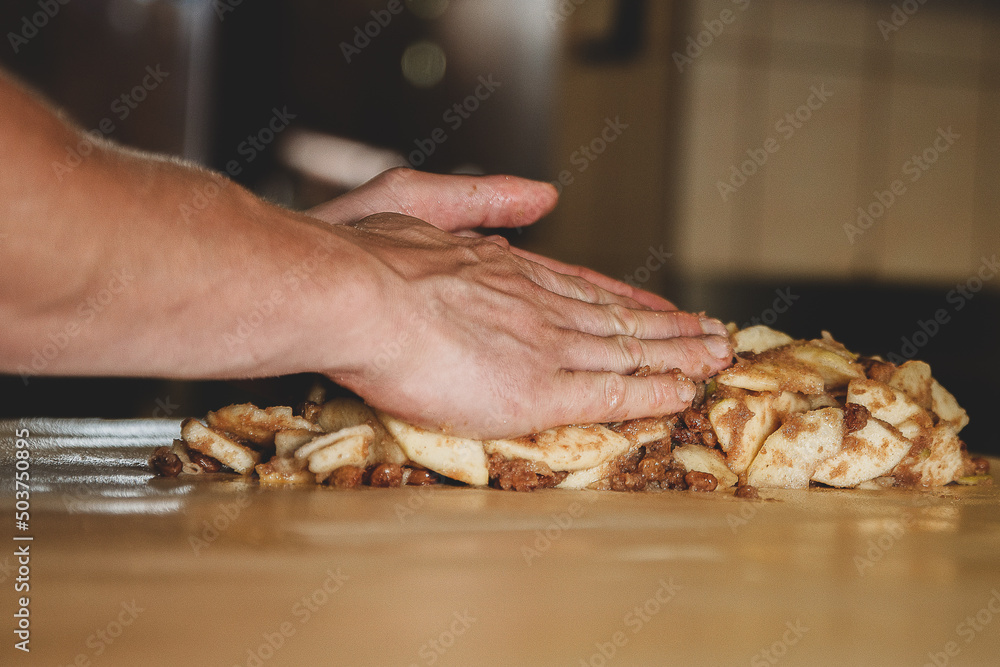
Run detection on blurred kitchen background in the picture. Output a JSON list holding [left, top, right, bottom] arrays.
[[1, 0, 998, 453]]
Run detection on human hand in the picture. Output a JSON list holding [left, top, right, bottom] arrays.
[[307, 167, 677, 311], [323, 213, 732, 439]]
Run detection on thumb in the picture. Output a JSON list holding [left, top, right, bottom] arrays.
[[307, 167, 558, 232]]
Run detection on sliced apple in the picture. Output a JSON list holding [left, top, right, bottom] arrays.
[[887, 361, 933, 409], [296, 427, 372, 475], [930, 380, 969, 431], [746, 408, 844, 489], [486, 424, 631, 472], [785, 344, 865, 390], [812, 331, 859, 360], [774, 391, 824, 413], [376, 412, 488, 486], [274, 429, 317, 458], [206, 404, 321, 445], [320, 398, 407, 464], [672, 444, 738, 488], [716, 360, 825, 394], [557, 458, 615, 490], [886, 361, 969, 431], [182, 418, 261, 475], [811, 417, 911, 488], [847, 379, 927, 427], [319, 398, 374, 431], [731, 325, 794, 354], [255, 456, 314, 485], [895, 418, 924, 442], [709, 394, 780, 475], [608, 416, 672, 447], [892, 425, 964, 486]]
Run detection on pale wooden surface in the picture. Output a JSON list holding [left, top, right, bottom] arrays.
[[3, 419, 1000, 666]]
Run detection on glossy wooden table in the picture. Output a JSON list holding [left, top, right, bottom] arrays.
[[3, 419, 999, 666]]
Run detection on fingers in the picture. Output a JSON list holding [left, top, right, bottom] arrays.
[[561, 331, 732, 380], [550, 298, 727, 340], [515, 257, 727, 341], [524, 261, 647, 309], [553, 371, 698, 424], [309, 168, 558, 233], [508, 246, 677, 311]]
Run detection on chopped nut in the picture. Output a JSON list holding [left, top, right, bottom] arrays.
[[326, 466, 364, 488]]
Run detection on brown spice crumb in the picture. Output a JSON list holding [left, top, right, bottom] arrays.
[[609, 472, 648, 492], [682, 408, 711, 432], [327, 466, 364, 488], [662, 468, 688, 490], [685, 471, 718, 492], [299, 401, 322, 423], [150, 447, 182, 477], [488, 454, 566, 491], [862, 358, 897, 384], [672, 429, 702, 446]]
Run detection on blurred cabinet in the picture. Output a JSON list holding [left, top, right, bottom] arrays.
[[673, 0, 1000, 285], [527, 1, 680, 292]]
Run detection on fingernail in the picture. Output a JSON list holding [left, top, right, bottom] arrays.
[[678, 381, 696, 403], [699, 316, 728, 336], [705, 336, 732, 359]]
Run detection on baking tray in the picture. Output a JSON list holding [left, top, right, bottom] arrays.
[[2, 417, 999, 666]]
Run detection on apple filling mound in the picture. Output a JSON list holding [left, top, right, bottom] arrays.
[[150, 326, 990, 492]]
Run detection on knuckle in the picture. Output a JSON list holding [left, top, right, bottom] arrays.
[[649, 376, 683, 411], [574, 279, 600, 303], [601, 374, 629, 417], [470, 237, 507, 258], [484, 234, 510, 249], [382, 166, 415, 183], [607, 303, 639, 336], [614, 335, 646, 372]]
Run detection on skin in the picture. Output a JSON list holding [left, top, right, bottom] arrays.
[[0, 70, 732, 438]]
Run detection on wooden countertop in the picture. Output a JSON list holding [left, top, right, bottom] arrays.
[[3, 419, 999, 666]]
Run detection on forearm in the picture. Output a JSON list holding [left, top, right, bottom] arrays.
[[0, 73, 368, 380]]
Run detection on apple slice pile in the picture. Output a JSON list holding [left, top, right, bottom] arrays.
[[708, 325, 975, 489], [154, 325, 987, 493]]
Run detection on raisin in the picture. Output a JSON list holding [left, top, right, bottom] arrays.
[[188, 449, 222, 473], [405, 468, 439, 486], [843, 403, 870, 433], [150, 447, 182, 477], [368, 463, 404, 487], [685, 471, 718, 492]]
